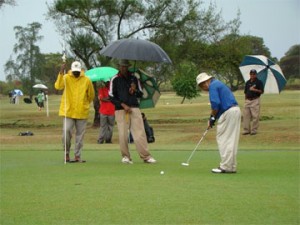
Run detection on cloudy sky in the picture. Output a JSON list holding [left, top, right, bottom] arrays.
[[0, 0, 299, 81]]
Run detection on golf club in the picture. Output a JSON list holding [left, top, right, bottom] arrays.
[[181, 128, 209, 166]]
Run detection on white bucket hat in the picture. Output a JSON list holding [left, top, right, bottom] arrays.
[[196, 72, 212, 85], [71, 61, 82, 72]]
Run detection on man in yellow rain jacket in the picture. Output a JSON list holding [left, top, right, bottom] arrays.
[[55, 61, 95, 163]]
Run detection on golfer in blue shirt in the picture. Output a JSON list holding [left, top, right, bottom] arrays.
[[196, 73, 241, 173]]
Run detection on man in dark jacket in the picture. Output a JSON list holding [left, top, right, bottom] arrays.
[[243, 69, 264, 135], [109, 59, 156, 164]]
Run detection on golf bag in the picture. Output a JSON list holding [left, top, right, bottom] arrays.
[[19, 131, 34, 136]]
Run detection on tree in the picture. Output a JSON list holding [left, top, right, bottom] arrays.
[[171, 61, 199, 104], [48, 0, 221, 123], [151, 1, 228, 85], [209, 34, 271, 90], [279, 45, 300, 80], [40, 53, 69, 94], [0, 0, 16, 8], [4, 22, 43, 98]]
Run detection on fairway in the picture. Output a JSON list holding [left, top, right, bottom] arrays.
[[1, 91, 299, 225]]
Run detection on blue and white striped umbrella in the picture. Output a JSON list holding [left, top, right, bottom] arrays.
[[239, 55, 286, 93]]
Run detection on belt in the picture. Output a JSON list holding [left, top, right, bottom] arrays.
[[246, 97, 259, 101]]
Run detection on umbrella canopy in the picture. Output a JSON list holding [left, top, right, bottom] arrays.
[[130, 68, 160, 109], [85, 67, 118, 82], [33, 84, 48, 89], [239, 55, 286, 93], [100, 38, 172, 64], [13, 89, 23, 96]]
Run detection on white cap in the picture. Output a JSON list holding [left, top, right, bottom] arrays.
[[71, 61, 82, 72], [196, 72, 212, 85]]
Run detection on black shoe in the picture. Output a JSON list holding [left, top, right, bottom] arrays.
[[97, 140, 104, 144], [69, 156, 86, 163]]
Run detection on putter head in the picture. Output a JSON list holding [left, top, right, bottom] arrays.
[[181, 163, 189, 166]]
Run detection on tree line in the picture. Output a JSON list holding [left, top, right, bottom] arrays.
[[2, 0, 299, 103]]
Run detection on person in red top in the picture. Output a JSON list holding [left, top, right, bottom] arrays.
[[97, 80, 115, 144]]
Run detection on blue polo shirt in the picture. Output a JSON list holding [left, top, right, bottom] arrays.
[[209, 79, 238, 119]]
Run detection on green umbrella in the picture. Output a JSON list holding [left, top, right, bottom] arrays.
[[86, 67, 118, 82], [130, 68, 161, 109]]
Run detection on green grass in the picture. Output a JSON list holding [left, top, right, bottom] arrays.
[[0, 91, 300, 225]]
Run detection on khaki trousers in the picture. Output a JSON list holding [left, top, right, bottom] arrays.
[[243, 98, 261, 134], [98, 114, 115, 142], [216, 106, 241, 172], [62, 117, 87, 157], [115, 108, 151, 161]]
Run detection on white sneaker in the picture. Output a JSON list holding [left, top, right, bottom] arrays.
[[211, 167, 236, 173], [144, 157, 157, 164], [121, 157, 133, 164], [211, 168, 225, 173]]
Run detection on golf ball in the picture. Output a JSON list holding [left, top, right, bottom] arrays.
[[160, 171, 164, 175]]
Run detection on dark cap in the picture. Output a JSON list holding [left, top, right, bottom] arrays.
[[250, 69, 257, 74]]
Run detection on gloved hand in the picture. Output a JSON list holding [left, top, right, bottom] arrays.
[[209, 115, 216, 128]]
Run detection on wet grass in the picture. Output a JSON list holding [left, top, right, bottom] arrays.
[[0, 90, 299, 225]]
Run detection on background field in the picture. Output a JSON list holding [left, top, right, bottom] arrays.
[[0, 91, 299, 225]]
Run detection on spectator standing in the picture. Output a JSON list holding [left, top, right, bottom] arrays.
[[97, 81, 115, 144], [54, 61, 95, 162], [109, 59, 156, 164], [37, 90, 45, 111], [242, 69, 264, 135]]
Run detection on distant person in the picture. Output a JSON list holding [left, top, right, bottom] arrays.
[[8, 91, 14, 103], [196, 72, 241, 173], [36, 90, 45, 111], [242, 69, 264, 135], [129, 113, 155, 143], [55, 61, 95, 163], [109, 59, 156, 164], [12, 91, 17, 104], [97, 80, 115, 144]]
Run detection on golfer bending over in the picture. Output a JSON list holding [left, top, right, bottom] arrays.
[[196, 72, 241, 173], [55, 61, 95, 163], [109, 59, 156, 164]]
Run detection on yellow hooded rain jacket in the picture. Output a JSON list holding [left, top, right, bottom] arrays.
[[54, 70, 95, 119]]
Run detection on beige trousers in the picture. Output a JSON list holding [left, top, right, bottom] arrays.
[[115, 108, 151, 161], [216, 106, 241, 172], [63, 117, 87, 157], [243, 98, 261, 134]]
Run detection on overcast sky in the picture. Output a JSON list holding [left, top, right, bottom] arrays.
[[0, 0, 299, 81]]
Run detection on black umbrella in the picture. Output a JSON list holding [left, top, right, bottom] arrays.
[[100, 38, 172, 64]]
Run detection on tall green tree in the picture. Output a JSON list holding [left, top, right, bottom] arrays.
[[279, 45, 300, 80], [0, 0, 16, 8], [48, 0, 220, 123], [209, 34, 271, 90], [41, 53, 69, 94], [4, 22, 43, 98], [171, 61, 199, 104]]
